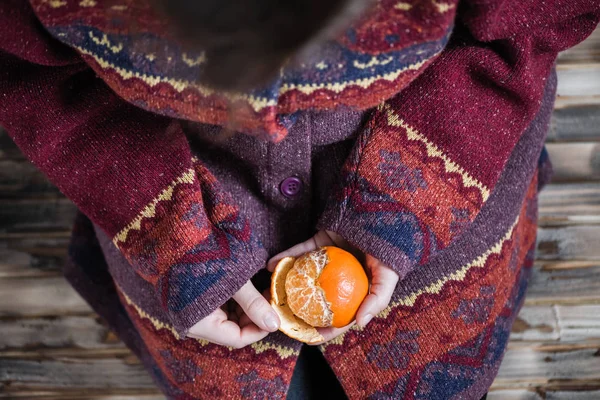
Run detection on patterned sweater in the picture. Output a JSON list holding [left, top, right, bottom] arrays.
[[0, 0, 598, 398]]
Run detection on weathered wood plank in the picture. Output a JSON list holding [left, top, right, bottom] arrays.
[[547, 392, 600, 400], [556, 65, 600, 98], [525, 263, 600, 306], [557, 28, 600, 65], [536, 260, 599, 271], [0, 347, 133, 360], [0, 316, 125, 352], [0, 248, 67, 278], [488, 390, 600, 400], [1, 396, 166, 400], [555, 305, 600, 342], [536, 225, 600, 260], [0, 232, 70, 278], [554, 95, 600, 110], [488, 390, 543, 400], [0, 127, 24, 161], [510, 306, 560, 342], [1, 394, 165, 400], [0, 277, 91, 317], [546, 391, 600, 400], [548, 104, 600, 142], [0, 198, 77, 233], [492, 346, 600, 390], [539, 183, 600, 226], [0, 359, 157, 391], [545, 143, 600, 182], [0, 160, 61, 198], [510, 304, 600, 342]]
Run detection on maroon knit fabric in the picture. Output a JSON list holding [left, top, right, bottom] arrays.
[[0, 0, 598, 398]]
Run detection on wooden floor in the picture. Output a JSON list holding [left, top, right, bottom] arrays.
[[1, 30, 599, 400]]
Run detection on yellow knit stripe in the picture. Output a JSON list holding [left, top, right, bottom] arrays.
[[182, 52, 206, 67], [75, 47, 278, 112], [79, 0, 97, 7], [112, 167, 196, 246], [394, 2, 413, 11], [278, 58, 431, 96], [382, 104, 491, 202], [119, 287, 184, 341], [432, 0, 455, 13], [353, 55, 393, 70], [381, 216, 519, 317], [249, 341, 301, 358], [88, 31, 123, 53], [118, 286, 299, 358], [76, 45, 438, 113], [42, 0, 67, 8]]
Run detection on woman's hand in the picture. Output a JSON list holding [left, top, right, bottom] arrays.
[[267, 230, 399, 345], [186, 281, 280, 348]]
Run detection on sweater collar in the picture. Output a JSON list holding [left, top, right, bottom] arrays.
[[30, 0, 456, 142]]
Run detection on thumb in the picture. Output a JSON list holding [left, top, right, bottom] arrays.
[[356, 258, 399, 328], [233, 281, 280, 332]]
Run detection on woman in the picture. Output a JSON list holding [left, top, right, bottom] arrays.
[[0, 0, 598, 398]]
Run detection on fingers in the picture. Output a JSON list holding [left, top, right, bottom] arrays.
[[311, 323, 355, 346], [266, 239, 317, 272], [232, 281, 280, 332], [356, 256, 399, 328], [187, 308, 269, 348], [235, 288, 270, 329], [267, 231, 336, 272], [323, 230, 351, 249]]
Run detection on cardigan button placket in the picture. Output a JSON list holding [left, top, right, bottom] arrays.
[[267, 114, 312, 207], [263, 113, 313, 250]]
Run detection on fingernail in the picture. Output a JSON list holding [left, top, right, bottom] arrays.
[[264, 314, 280, 331], [361, 314, 373, 327]]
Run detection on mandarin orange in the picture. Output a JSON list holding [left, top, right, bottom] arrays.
[[270, 246, 369, 343]]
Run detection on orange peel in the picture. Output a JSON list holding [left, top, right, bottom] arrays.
[[270, 256, 325, 344]]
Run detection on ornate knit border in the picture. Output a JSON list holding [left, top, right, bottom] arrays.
[[382, 103, 491, 202], [112, 165, 197, 246]]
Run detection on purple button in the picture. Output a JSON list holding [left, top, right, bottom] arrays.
[[280, 177, 303, 198]]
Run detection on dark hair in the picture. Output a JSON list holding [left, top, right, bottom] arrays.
[[151, 0, 369, 91]]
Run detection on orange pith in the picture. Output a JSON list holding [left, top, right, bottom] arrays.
[[284, 246, 369, 329], [284, 248, 333, 327]]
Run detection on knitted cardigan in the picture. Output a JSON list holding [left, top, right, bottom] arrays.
[[1, 0, 598, 398]]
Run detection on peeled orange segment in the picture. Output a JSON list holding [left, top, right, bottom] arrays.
[[270, 257, 325, 344], [285, 248, 333, 327]]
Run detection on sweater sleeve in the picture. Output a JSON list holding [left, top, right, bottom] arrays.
[[0, 0, 266, 337], [319, 0, 600, 278]]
